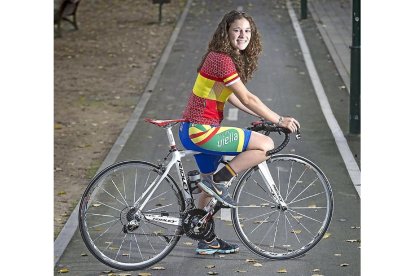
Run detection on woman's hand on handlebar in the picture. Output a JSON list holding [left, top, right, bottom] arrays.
[[279, 116, 300, 134]]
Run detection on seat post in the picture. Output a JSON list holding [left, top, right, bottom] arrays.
[[165, 126, 176, 148]]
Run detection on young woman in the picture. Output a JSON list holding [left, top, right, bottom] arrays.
[[179, 10, 300, 255]]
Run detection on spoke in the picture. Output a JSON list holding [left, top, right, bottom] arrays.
[[286, 161, 294, 198], [90, 219, 120, 243], [98, 185, 126, 207], [134, 167, 138, 205], [86, 213, 118, 219], [102, 224, 125, 249], [128, 239, 132, 260], [144, 170, 153, 189], [133, 233, 144, 261], [253, 178, 273, 197], [288, 208, 324, 224], [115, 233, 128, 260], [111, 178, 129, 206], [241, 190, 274, 205], [286, 211, 314, 236], [288, 191, 326, 205], [250, 211, 277, 234], [271, 211, 282, 252], [92, 200, 123, 212], [289, 177, 319, 204], [87, 217, 119, 229], [286, 166, 308, 200], [146, 191, 169, 204], [277, 166, 281, 197], [285, 214, 301, 243], [122, 171, 127, 205], [141, 223, 162, 253], [258, 213, 278, 245], [242, 209, 280, 222]]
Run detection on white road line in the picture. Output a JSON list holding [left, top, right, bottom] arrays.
[[54, 0, 194, 265], [227, 108, 239, 121], [286, 0, 361, 196]]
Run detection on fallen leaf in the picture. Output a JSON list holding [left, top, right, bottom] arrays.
[[119, 274, 132, 276], [57, 191, 66, 196], [151, 266, 166, 270], [205, 265, 215, 269], [340, 263, 349, 267], [277, 268, 287, 273], [80, 253, 88, 256], [291, 229, 302, 234], [245, 259, 256, 263], [346, 239, 360, 243], [122, 253, 130, 256], [55, 123, 64, 130], [323, 232, 331, 239], [138, 273, 152, 276], [208, 272, 218, 275], [254, 220, 269, 224], [253, 263, 263, 267], [92, 203, 101, 207], [58, 268, 69, 273]]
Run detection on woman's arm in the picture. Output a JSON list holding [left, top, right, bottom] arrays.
[[227, 94, 260, 118], [228, 80, 300, 132]]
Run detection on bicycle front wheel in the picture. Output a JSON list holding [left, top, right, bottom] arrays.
[[79, 160, 185, 270], [232, 154, 333, 259]]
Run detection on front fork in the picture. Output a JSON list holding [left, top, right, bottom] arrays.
[[257, 161, 288, 210]]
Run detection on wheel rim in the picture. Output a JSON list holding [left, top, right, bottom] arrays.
[[79, 161, 184, 269], [233, 155, 333, 259]]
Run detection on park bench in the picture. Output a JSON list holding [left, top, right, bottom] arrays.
[[54, 0, 81, 37]]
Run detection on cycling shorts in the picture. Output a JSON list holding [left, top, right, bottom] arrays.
[[178, 122, 252, 174]]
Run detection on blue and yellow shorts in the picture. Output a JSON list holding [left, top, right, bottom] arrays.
[[179, 122, 252, 174]]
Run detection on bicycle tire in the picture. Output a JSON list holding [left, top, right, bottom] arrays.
[[232, 154, 333, 259], [79, 160, 185, 270]]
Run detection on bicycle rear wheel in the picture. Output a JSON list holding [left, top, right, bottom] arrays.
[[79, 160, 185, 270], [232, 154, 333, 259]]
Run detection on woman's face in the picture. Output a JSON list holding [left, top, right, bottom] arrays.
[[228, 18, 251, 52]]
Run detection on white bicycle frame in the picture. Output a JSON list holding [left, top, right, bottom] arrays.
[[132, 125, 285, 227]]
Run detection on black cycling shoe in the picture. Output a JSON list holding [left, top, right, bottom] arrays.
[[196, 237, 240, 255], [198, 178, 237, 208]]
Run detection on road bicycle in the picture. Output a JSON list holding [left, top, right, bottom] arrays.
[[78, 118, 334, 271]]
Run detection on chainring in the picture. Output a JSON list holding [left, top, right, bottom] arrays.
[[182, 209, 215, 241]]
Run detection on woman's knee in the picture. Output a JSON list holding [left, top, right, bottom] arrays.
[[248, 132, 274, 152]]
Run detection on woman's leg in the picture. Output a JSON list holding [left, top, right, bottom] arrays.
[[227, 131, 274, 173], [198, 174, 213, 208]]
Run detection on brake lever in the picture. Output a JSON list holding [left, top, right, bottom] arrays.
[[295, 129, 301, 140]]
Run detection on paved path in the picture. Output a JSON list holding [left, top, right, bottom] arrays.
[[55, 0, 360, 275]]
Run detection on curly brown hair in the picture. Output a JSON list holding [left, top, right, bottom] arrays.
[[197, 10, 263, 83]]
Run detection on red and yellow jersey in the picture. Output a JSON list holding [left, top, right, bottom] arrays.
[[182, 51, 240, 125]]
